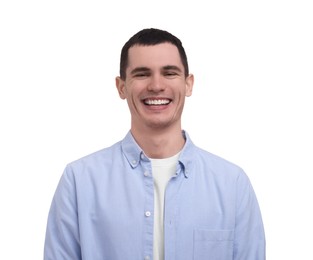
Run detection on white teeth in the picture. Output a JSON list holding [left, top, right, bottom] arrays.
[[145, 99, 170, 105]]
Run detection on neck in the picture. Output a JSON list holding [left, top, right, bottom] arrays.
[[131, 125, 185, 159]]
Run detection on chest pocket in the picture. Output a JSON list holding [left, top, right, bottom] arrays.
[[193, 229, 234, 260]]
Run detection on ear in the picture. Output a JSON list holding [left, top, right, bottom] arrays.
[[185, 74, 194, 97], [115, 77, 127, 99]]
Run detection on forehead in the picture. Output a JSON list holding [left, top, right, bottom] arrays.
[[127, 43, 183, 69]]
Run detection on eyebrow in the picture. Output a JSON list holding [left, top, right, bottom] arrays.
[[162, 65, 182, 73], [130, 67, 150, 75]]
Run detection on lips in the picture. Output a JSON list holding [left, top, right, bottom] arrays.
[[143, 98, 171, 106]]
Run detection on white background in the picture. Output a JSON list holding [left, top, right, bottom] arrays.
[[0, 0, 312, 259]]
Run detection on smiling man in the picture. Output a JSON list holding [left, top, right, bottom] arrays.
[[116, 42, 193, 158], [44, 28, 265, 260]]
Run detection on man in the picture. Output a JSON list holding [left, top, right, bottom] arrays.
[[44, 28, 265, 259]]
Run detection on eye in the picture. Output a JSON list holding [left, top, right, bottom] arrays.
[[164, 71, 178, 77], [134, 72, 150, 78]]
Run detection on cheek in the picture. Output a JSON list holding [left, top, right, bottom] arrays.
[[127, 94, 141, 110]]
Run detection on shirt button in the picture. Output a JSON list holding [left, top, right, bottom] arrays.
[[144, 171, 149, 177], [132, 160, 137, 165], [144, 256, 150, 260], [145, 211, 151, 217]]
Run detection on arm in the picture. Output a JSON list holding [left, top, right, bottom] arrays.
[[234, 173, 266, 259], [44, 166, 81, 260]]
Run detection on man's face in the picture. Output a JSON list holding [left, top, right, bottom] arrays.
[[116, 43, 194, 131]]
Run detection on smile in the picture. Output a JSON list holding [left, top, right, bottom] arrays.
[[143, 99, 171, 106]]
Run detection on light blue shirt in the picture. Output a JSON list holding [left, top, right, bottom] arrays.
[[44, 131, 265, 260]]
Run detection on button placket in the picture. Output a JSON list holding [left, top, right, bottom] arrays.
[[141, 160, 154, 259]]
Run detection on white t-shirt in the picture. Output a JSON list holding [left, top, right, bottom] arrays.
[[150, 152, 180, 260]]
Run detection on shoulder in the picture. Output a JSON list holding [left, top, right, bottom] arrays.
[[65, 140, 122, 174], [182, 131, 247, 181], [198, 146, 241, 169], [189, 145, 247, 182]]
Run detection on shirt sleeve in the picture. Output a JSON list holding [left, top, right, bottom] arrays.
[[44, 165, 82, 260], [233, 171, 266, 259]]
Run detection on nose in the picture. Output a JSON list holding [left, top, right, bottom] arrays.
[[147, 74, 165, 92]]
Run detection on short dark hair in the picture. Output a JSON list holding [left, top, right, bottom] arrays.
[[119, 28, 189, 80]]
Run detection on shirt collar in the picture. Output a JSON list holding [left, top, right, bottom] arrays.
[[121, 131, 143, 168], [121, 130, 197, 178], [178, 130, 196, 178]]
